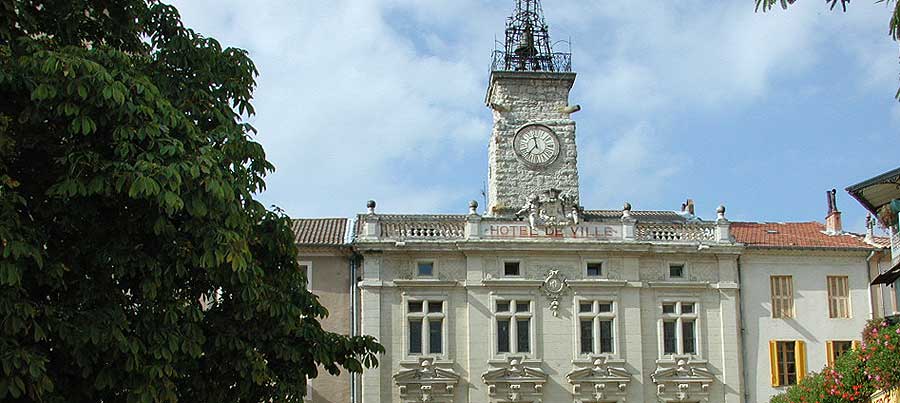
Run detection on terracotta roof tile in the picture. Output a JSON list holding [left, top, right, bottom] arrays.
[[292, 218, 347, 246], [731, 222, 874, 249]]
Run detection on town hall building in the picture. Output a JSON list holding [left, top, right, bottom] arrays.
[[297, 1, 890, 402]]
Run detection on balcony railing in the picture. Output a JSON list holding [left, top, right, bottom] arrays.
[[381, 219, 465, 240], [635, 223, 717, 242]]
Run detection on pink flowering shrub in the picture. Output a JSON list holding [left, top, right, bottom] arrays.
[[770, 318, 900, 403], [860, 319, 900, 391]]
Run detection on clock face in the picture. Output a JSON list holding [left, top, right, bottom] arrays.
[[513, 125, 560, 168]]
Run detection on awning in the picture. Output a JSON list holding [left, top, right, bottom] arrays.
[[872, 260, 900, 285]]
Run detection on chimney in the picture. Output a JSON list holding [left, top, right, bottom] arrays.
[[681, 199, 695, 216], [825, 189, 842, 234], [864, 213, 875, 244]]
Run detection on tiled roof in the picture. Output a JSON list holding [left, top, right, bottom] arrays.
[[731, 222, 874, 249], [869, 236, 892, 249], [292, 218, 347, 246]]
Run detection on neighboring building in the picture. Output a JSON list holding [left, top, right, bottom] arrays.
[[293, 218, 356, 403], [732, 196, 874, 403], [847, 167, 900, 318]]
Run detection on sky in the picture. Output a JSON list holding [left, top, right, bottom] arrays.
[[171, 0, 898, 235]]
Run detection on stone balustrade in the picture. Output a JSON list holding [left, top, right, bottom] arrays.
[[635, 223, 717, 242]]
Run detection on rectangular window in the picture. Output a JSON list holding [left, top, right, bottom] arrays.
[[577, 300, 617, 356], [770, 340, 807, 386], [660, 301, 699, 357], [300, 263, 312, 291], [599, 320, 614, 353], [586, 262, 603, 277], [663, 321, 677, 355], [494, 299, 532, 355], [826, 340, 855, 366], [516, 319, 530, 353], [682, 320, 696, 354], [580, 320, 593, 354], [409, 320, 423, 354], [504, 261, 520, 276], [827, 276, 850, 318], [497, 319, 510, 353], [669, 264, 684, 278], [771, 276, 795, 318], [417, 261, 434, 277], [429, 320, 442, 354], [777, 341, 797, 386], [406, 299, 445, 356]]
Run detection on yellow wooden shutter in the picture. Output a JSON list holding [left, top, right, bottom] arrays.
[[852, 340, 861, 351], [769, 340, 780, 386], [795, 340, 807, 381], [826, 341, 834, 367]]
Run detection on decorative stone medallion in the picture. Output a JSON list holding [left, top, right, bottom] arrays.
[[540, 270, 568, 317]]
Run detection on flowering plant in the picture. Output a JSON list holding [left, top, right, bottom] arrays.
[[822, 349, 874, 402], [860, 319, 900, 391], [771, 372, 844, 403]]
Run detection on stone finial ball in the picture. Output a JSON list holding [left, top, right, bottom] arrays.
[[367, 200, 376, 209], [469, 200, 479, 208], [716, 205, 726, 214], [623, 202, 632, 211]]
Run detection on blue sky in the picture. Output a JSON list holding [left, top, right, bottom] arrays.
[[171, 0, 898, 234]]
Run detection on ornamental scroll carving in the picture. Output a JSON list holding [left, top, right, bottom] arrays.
[[540, 270, 568, 317], [515, 188, 581, 230]]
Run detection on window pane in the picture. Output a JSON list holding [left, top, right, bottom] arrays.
[[599, 320, 613, 353], [598, 303, 612, 313], [496, 301, 510, 312], [663, 321, 677, 354], [587, 262, 603, 277], [504, 261, 520, 276], [579, 302, 593, 313], [682, 320, 695, 354], [408, 301, 423, 313], [833, 341, 853, 359], [681, 303, 694, 314], [409, 320, 422, 354], [669, 264, 684, 278], [778, 341, 797, 385], [515, 301, 530, 313], [580, 320, 593, 354], [417, 262, 434, 276], [516, 318, 530, 353], [429, 319, 442, 354], [663, 303, 676, 314], [428, 301, 443, 313], [497, 319, 510, 353]]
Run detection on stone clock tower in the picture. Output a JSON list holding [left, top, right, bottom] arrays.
[[485, 0, 580, 216]]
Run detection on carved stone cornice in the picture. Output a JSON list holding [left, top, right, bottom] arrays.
[[482, 356, 547, 403], [393, 357, 459, 403], [651, 358, 714, 403], [566, 356, 632, 403]]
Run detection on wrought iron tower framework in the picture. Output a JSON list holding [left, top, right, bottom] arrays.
[[492, 0, 571, 72]]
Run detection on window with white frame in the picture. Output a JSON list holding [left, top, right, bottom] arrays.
[[668, 263, 685, 280], [494, 299, 532, 354], [660, 301, 698, 356], [503, 260, 521, 277], [407, 299, 445, 355], [577, 300, 615, 355], [300, 261, 312, 291], [416, 260, 435, 277], [585, 261, 604, 278]]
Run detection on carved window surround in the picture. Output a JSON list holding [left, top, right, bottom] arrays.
[[393, 357, 459, 403], [651, 358, 714, 403], [566, 356, 632, 403], [482, 356, 548, 403]]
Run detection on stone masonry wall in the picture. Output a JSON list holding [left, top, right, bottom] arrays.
[[486, 72, 580, 215]]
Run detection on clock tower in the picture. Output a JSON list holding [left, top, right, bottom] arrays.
[[485, 0, 580, 216]]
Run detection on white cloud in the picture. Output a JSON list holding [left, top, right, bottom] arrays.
[[169, 0, 896, 219]]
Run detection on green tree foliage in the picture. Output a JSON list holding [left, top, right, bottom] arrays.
[[756, 0, 900, 98], [0, 1, 383, 402]]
